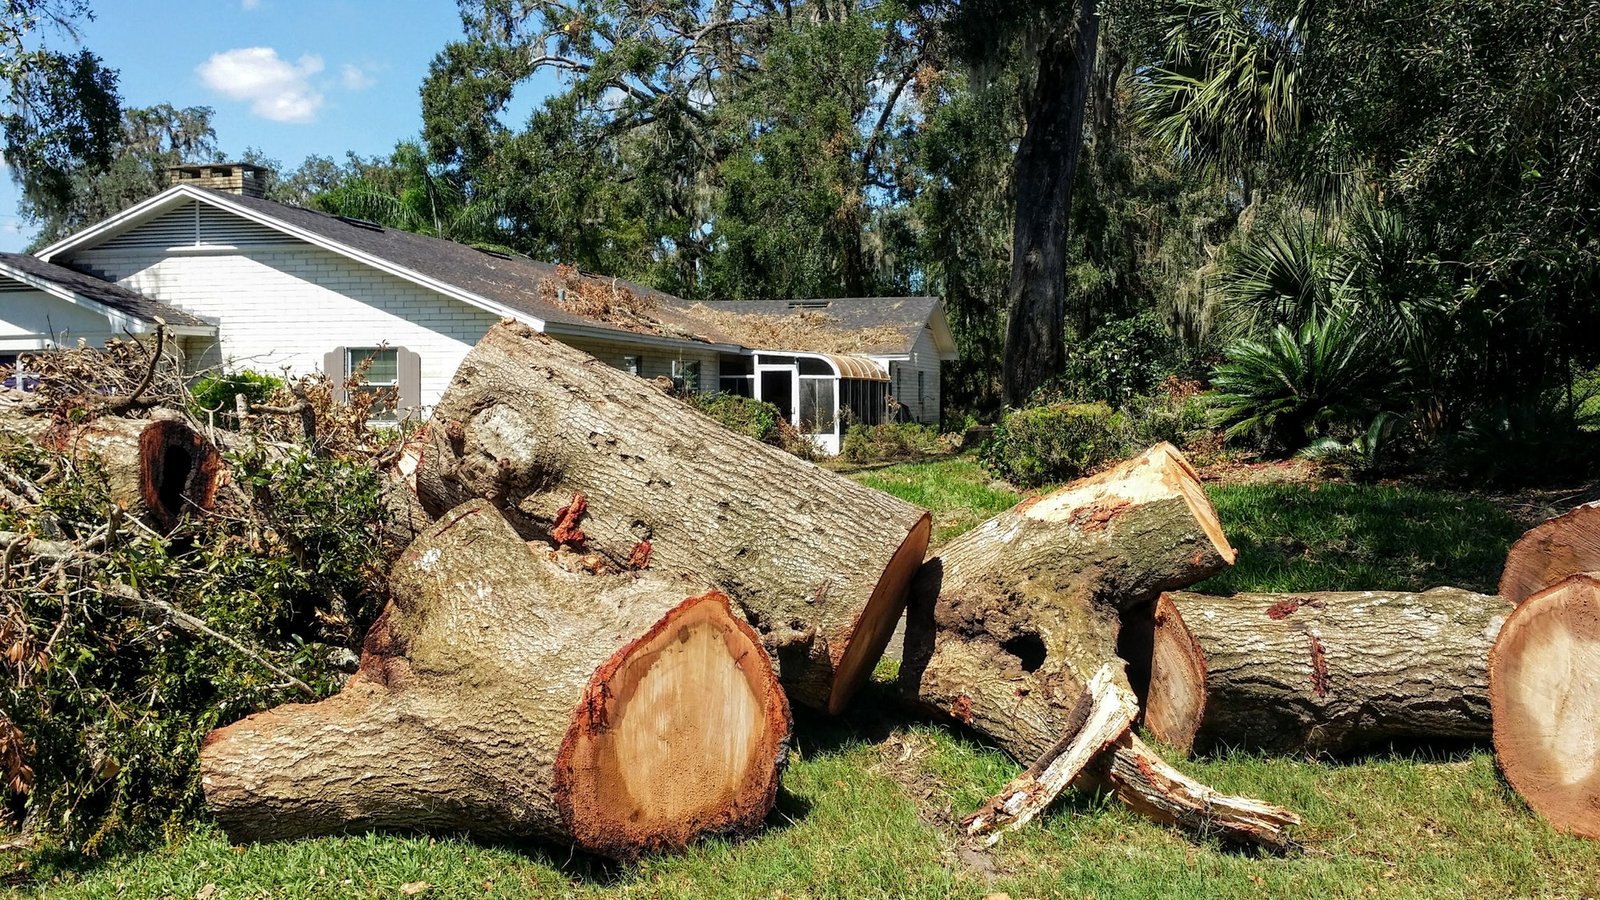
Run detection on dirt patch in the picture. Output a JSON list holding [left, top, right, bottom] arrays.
[[873, 732, 1007, 882]]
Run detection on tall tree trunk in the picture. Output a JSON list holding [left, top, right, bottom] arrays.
[[1001, 0, 1100, 407]]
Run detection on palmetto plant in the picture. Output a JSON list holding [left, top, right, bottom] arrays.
[[1211, 309, 1403, 451]]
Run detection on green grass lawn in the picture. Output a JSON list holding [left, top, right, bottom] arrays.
[[19, 456, 1600, 898]]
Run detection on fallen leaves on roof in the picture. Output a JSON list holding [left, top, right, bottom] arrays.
[[678, 303, 911, 355]]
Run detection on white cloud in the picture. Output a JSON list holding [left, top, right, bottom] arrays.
[[196, 47, 324, 124], [340, 64, 376, 91]]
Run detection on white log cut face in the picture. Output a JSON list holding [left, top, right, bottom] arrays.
[[199, 499, 792, 859], [1490, 572, 1600, 840]]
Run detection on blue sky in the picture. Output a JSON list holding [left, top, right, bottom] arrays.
[[2, 0, 553, 251]]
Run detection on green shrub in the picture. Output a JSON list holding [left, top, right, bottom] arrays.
[[1120, 379, 1213, 450], [1059, 313, 1178, 406], [840, 423, 953, 464], [683, 392, 783, 445], [188, 370, 285, 429], [1210, 310, 1404, 453], [980, 402, 1130, 487]]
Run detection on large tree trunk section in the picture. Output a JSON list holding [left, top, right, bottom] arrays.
[[200, 499, 791, 859], [1499, 501, 1600, 606], [1489, 572, 1600, 840], [1001, 0, 1100, 407], [900, 445, 1295, 848], [899, 443, 1235, 761], [407, 320, 930, 713], [1147, 588, 1508, 757], [7, 412, 222, 532]]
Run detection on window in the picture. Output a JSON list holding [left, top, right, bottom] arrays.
[[623, 355, 643, 376], [348, 347, 399, 419], [719, 376, 754, 397], [671, 359, 701, 393], [797, 378, 835, 433], [917, 370, 926, 419]]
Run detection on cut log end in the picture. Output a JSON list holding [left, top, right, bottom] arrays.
[[1490, 572, 1600, 839], [827, 512, 932, 715], [1154, 444, 1237, 567], [1499, 502, 1600, 606], [1144, 593, 1206, 752], [137, 418, 222, 529], [558, 591, 790, 856]]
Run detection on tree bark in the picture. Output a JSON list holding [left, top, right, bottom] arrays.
[[1147, 588, 1510, 757], [1499, 501, 1600, 606], [899, 444, 1296, 848], [406, 320, 931, 713], [200, 499, 792, 859], [0, 408, 222, 531], [899, 443, 1235, 761], [1001, 0, 1100, 407], [1489, 572, 1600, 840]]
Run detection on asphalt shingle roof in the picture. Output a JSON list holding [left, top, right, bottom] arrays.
[[0, 253, 211, 328]]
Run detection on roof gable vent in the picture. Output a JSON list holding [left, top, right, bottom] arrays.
[[787, 299, 831, 310]]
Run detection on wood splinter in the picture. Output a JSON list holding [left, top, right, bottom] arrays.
[[963, 664, 1137, 843]]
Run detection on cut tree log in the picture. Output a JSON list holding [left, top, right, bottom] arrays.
[[1147, 588, 1510, 756], [0, 408, 223, 531], [901, 444, 1297, 848], [405, 320, 930, 713], [200, 499, 792, 858], [1499, 501, 1600, 606], [1489, 572, 1600, 840], [899, 443, 1235, 762]]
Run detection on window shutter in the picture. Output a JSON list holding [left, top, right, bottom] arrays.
[[397, 347, 422, 411], [324, 347, 347, 403]]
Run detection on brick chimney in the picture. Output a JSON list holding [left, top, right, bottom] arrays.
[[164, 162, 269, 199]]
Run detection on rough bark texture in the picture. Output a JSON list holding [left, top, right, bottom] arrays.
[[0, 409, 222, 531], [1490, 572, 1600, 840], [899, 443, 1236, 762], [200, 499, 791, 859], [900, 444, 1294, 848], [1001, 0, 1100, 407], [407, 320, 930, 713], [1092, 733, 1300, 851], [1499, 501, 1600, 606], [1148, 588, 1509, 757]]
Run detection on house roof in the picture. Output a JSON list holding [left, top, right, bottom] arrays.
[[667, 297, 957, 358], [38, 184, 954, 358], [0, 253, 214, 334]]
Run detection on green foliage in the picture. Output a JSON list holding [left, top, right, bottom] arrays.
[[1211, 310, 1403, 452], [0, 440, 385, 854], [187, 370, 284, 429], [1061, 312, 1177, 405], [682, 392, 783, 446], [980, 402, 1129, 487], [839, 423, 953, 465], [1432, 382, 1600, 487]]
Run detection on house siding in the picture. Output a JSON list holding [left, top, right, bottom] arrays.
[[65, 244, 502, 410], [876, 327, 942, 425], [0, 287, 126, 352]]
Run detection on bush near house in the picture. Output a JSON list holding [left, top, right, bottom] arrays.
[[980, 402, 1128, 487], [187, 371, 285, 429], [681, 392, 783, 445], [839, 423, 956, 464]]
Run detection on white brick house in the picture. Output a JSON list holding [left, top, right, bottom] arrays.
[[29, 164, 958, 453]]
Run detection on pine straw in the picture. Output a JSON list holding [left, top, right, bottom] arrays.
[[539, 264, 661, 333], [679, 303, 909, 356]]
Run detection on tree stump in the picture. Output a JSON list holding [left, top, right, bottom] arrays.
[[1147, 588, 1509, 756], [406, 320, 930, 713], [1500, 501, 1600, 606], [1490, 572, 1600, 840], [200, 499, 792, 858]]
